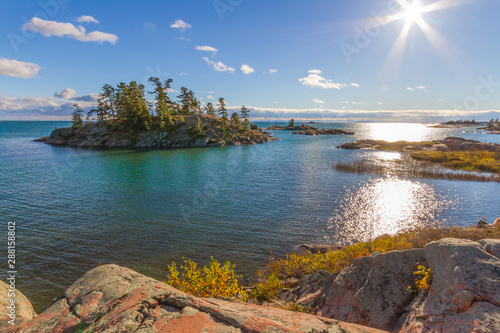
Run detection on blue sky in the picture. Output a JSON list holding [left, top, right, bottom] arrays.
[[1, 0, 500, 121]]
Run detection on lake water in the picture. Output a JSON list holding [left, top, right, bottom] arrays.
[[1, 121, 499, 312]]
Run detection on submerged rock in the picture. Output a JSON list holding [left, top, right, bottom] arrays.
[[2, 265, 385, 333]]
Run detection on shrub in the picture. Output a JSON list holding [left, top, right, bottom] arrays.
[[249, 226, 500, 303], [166, 257, 245, 300], [407, 263, 432, 293]]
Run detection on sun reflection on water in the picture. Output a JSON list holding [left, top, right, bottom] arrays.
[[366, 123, 432, 142], [326, 177, 449, 244]]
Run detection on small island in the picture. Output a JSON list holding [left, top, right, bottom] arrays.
[[336, 136, 500, 181], [263, 119, 354, 136], [36, 78, 277, 149]]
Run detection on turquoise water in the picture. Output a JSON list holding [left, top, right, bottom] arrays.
[[1, 121, 499, 312]]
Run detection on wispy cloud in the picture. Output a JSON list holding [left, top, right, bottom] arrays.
[[351, 83, 360, 88], [22, 17, 118, 44], [0, 57, 41, 78], [240, 64, 254, 75], [407, 85, 426, 91], [195, 45, 218, 55], [313, 98, 325, 104], [75, 15, 100, 24], [170, 19, 192, 31], [269, 69, 278, 74], [299, 69, 357, 89], [207, 95, 215, 100], [202, 57, 234, 73], [54, 88, 76, 99]]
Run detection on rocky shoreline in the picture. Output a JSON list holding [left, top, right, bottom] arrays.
[[35, 114, 278, 149], [2, 237, 499, 332], [337, 136, 500, 152]]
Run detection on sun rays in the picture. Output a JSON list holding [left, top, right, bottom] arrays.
[[375, 0, 483, 79]]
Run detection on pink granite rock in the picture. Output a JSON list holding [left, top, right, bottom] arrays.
[[1, 265, 385, 333]]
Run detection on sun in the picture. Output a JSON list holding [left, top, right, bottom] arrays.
[[401, 0, 425, 25]]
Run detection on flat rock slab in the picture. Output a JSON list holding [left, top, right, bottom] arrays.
[[1, 265, 386, 333]]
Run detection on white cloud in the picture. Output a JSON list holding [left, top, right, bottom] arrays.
[[207, 95, 215, 100], [381, 84, 390, 90], [171, 19, 192, 31], [195, 45, 218, 54], [75, 15, 99, 24], [378, 102, 384, 105], [269, 69, 278, 74], [406, 87, 413, 91], [22, 17, 118, 44], [313, 98, 325, 104], [202, 57, 234, 73], [416, 85, 426, 90], [299, 69, 356, 89], [54, 88, 77, 99], [340, 101, 349, 104], [0, 57, 41, 78], [179, 72, 189, 76], [350, 83, 360, 88], [0, 94, 98, 118], [240, 64, 255, 75]]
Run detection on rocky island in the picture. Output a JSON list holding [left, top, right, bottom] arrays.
[[263, 119, 354, 136], [36, 114, 276, 149], [36, 78, 277, 149]]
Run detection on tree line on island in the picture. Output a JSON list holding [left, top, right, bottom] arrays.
[[71, 77, 258, 137]]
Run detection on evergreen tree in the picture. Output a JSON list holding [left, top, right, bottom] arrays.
[[230, 112, 241, 128], [177, 88, 201, 115], [189, 116, 205, 138], [149, 77, 174, 126], [240, 106, 250, 131], [115, 81, 151, 133], [71, 103, 84, 129], [218, 97, 229, 137], [205, 102, 216, 116], [288, 118, 295, 127], [488, 119, 495, 128]]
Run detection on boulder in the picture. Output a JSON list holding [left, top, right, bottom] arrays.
[[2, 265, 385, 333], [280, 271, 335, 311], [479, 239, 500, 258], [320, 255, 375, 322], [0, 280, 36, 330], [395, 238, 500, 332], [319, 249, 426, 331]]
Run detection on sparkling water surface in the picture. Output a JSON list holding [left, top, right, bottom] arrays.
[[1, 121, 499, 312]]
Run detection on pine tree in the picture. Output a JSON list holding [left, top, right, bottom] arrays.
[[71, 103, 84, 129], [189, 116, 205, 138], [240, 106, 250, 131], [205, 102, 215, 116], [218, 98, 229, 137], [230, 112, 241, 129], [115, 81, 151, 133], [149, 77, 174, 126], [177, 88, 201, 115]]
